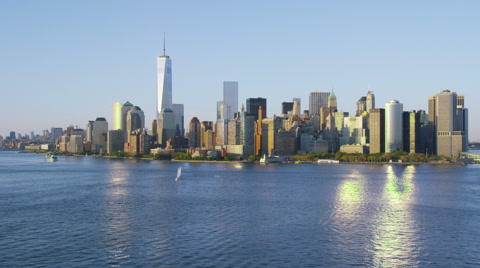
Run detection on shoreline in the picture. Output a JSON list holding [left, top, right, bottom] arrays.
[[24, 151, 478, 165]]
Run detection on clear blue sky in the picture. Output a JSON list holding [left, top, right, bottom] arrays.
[[1, 1, 479, 140]]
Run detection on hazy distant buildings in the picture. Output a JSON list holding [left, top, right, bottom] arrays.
[[385, 100, 403, 152], [246, 97, 267, 121], [51, 127, 63, 143]]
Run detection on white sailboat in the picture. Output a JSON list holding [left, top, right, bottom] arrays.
[[175, 167, 182, 181]]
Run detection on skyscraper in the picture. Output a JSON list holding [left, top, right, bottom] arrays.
[[308, 92, 330, 115], [255, 106, 264, 156], [223, 81, 238, 120], [428, 90, 468, 157], [126, 106, 145, 133], [292, 98, 301, 116], [51, 127, 63, 143], [356, 96, 367, 116], [239, 105, 255, 157], [385, 100, 403, 152], [158, 109, 176, 146], [281, 102, 293, 114], [172, 104, 184, 137], [111, 102, 123, 130], [157, 46, 172, 118], [188, 117, 201, 148], [366, 91, 375, 112], [368, 109, 385, 153], [91, 117, 108, 153], [246, 97, 267, 121]]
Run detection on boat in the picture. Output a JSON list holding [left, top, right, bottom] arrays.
[[259, 154, 285, 163], [175, 167, 182, 181], [317, 159, 339, 164], [45, 153, 58, 162]]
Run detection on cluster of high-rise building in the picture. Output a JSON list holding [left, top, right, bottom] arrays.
[[2, 47, 469, 159]]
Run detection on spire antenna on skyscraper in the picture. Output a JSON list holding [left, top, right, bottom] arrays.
[[163, 32, 166, 56]]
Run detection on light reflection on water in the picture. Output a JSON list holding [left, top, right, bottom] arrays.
[[103, 161, 133, 265], [370, 165, 418, 267]]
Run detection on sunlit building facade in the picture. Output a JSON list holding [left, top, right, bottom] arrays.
[[385, 100, 403, 152]]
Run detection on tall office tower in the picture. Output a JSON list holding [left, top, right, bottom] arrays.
[[385, 100, 403, 152], [30, 131, 35, 140], [158, 109, 176, 147], [227, 120, 240, 145], [402, 111, 422, 153], [239, 105, 255, 157], [366, 91, 375, 112], [91, 117, 108, 153], [308, 92, 330, 115], [356, 96, 367, 116], [126, 106, 145, 133], [223, 81, 239, 120], [281, 102, 293, 114], [107, 130, 126, 154], [428, 90, 468, 157], [217, 101, 224, 120], [120, 101, 134, 130], [255, 106, 264, 156], [215, 119, 228, 146], [9, 131, 16, 140], [172, 104, 184, 137], [188, 117, 201, 148], [111, 102, 123, 130], [456, 95, 468, 151], [86, 121, 94, 142], [51, 128, 63, 143], [293, 98, 301, 116], [369, 108, 385, 153], [246, 97, 267, 121], [328, 89, 337, 111], [418, 110, 428, 124], [151, 120, 157, 138], [156, 46, 172, 118]]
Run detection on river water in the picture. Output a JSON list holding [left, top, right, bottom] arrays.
[[1, 151, 480, 267]]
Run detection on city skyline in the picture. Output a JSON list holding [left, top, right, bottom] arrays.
[[1, 1, 479, 140]]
